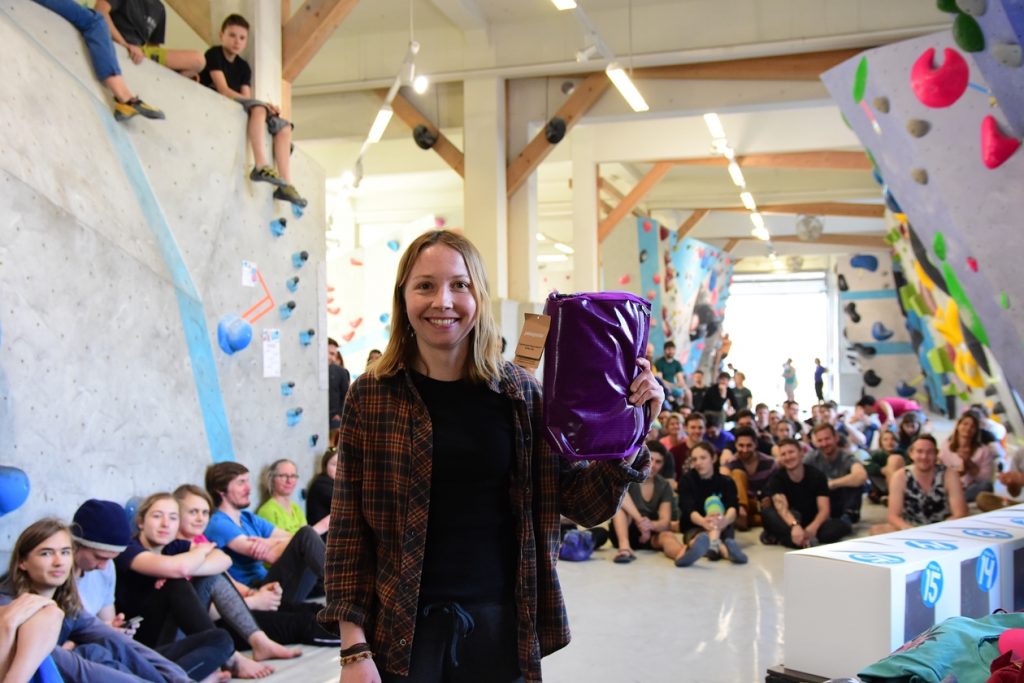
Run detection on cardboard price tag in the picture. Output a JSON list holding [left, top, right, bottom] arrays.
[[514, 313, 550, 370]]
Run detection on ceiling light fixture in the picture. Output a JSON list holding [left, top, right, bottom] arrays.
[[749, 212, 765, 231], [367, 105, 394, 144], [551, 0, 577, 9], [536, 233, 548, 242], [606, 63, 649, 112], [553, 242, 575, 254], [703, 113, 726, 140], [727, 161, 746, 188], [740, 191, 757, 211]]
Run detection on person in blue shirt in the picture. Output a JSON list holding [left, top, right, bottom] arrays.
[[205, 462, 326, 606], [813, 358, 827, 403]]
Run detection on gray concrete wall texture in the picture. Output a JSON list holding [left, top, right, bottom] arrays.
[[0, 2, 327, 554]]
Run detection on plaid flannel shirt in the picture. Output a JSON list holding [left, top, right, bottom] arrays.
[[318, 361, 649, 681]]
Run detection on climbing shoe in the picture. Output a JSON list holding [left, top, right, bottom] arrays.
[[251, 166, 289, 188], [114, 97, 165, 121], [274, 184, 308, 207]]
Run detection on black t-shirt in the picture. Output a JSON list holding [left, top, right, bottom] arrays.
[[114, 538, 190, 618], [678, 470, 738, 530], [108, 0, 165, 46], [412, 371, 517, 603], [700, 387, 737, 413], [690, 386, 708, 409], [766, 465, 829, 525], [200, 47, 252, 93], [307, 473, 333, 527]]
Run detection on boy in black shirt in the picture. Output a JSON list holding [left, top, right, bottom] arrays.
[[199, 14, 306, 207], [96, 0, 205, 79]]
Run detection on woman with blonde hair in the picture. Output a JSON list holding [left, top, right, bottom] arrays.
[[256, 459, 329, 536], [320, 230, 663, 682]]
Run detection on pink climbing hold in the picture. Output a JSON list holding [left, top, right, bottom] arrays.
[[980, 115, 1021, 169], [350, 258, 363, 266], [642, 220, 653, 232], [646, 290, 656, 301], [327, 307, 341, 315], [967, 257, 979, 272], [618, 274, 631, 285], [342, 331, 355, 342], [350, 317, 363, 328], [652, 273, 662, 285], [910, 47, 969, 108]]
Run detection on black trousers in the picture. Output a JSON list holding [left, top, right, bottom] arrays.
[[762, 506, 851, 548], [223, 602, 341, 650], [380, 600, 524, 683], [157, 630, 235, 680], [262, 525, 325, 605], [133, 577, 220, 648]]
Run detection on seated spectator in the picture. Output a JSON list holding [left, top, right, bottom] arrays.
[[175, 485, 341, 650], [770, 419, 808, 457], [724, 427, 778, 531], [33, 0, 163, 121], [761, 439, 851, 547], [767, 408, 781, 434], [820, 400, 868, 448], [645, 438, 678, 492], [669, 412, 706, 480], [754, 402, 771, 432], [306, 448, 337, 537], [805, 423, 868, 523], [870, 434, 967, 535], [704, 413, 735, 460], [896, 411, 924, 452], [690, 370, 708, 410], [198, 14, 306, 207], [0, 592, 62, 683], [866, 428, 911, 503], [732, 371, 752, 411], [114, 493, 275, 677], [679, 442, 747, 564], [608, 450, 681, 564], [731, 409, 774, 456], [857, 394, 923, 427], [979, 444, 1024, 511], [971, 402, 1007, 443], [205, 462, 326, 605], [366, 348, 382, 367], [654, 341, 689, 409], [700, 371, 739, 422], [940, 411, 997, 502], [95, 0, 205, 79], [3, 517, 225, 683], [659, 412, 685, 451], [256, 458, 329, 536], [783, 400, 805, 439]]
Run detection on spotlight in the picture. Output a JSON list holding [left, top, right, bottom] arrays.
[[412, 74, 429, 94]]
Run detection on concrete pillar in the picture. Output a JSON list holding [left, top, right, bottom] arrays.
[[462, 77, 508, 299], [209, 0, 282, 106], [506, 80, 547, 304], [571, 125, 599, 292]]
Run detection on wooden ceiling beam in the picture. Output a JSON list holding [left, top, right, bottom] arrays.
[[507, 73, 611, 197], [658, 150, 873, 171], [597, 162, 673, 243], [717, 202, 885, 219], [677, 208, 709, 239], [723, 238, 740, 253], [387, 91, 466, 178], [724, 234, 888, 248], [282, 0, 359, 82], [598, 177, 627, 203], [165, 0, 212, 44], [631, 48, 863, 82]]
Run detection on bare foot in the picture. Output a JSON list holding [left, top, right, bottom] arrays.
[[251, 640, 302, 661], [230, 653, 275, 679], [197, 671, 231, 683]]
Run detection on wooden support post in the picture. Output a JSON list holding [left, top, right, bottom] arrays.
[[282, 0, 359, 82], [717, 203, 885, 219], [677, 209, 709, 239], [660, 150, 873, 171], [596, 162, 673, 243], [723, 238, 740, 252], [507, 73, 611, 197], [165, 0, 212, 44], [384, 92, 466, 177]]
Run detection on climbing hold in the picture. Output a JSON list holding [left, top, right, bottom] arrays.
[[883, 187, 902, 213], [952, 13, 985, 52], [287, 407, 303, 427], [281, 381, 295, 397], [863, 369, 883, 387], [911, 47, 969, 108], [292, 251, 309, 269], [851, 342, 878, 357], [216, 315, 253, 355], [286, 276, 299, 292], [927, 347, 955, 373], [350, 258, 363, 267], [872, 168, 884, 185], [936, 0, 959, 12], [872, 322, 895, 341], [993, 42, 1023, 68], [933, 232, 947, 260], [618, 274, 631, 285], [980, 115, 1021, 169], [380, 313, 390, 323], [966, 257, 978, 272], [386, 240, 400, 252], [850, 254, 879, 272], [838, 274, 849, 291], [270, 218, 287, 237], [911, 168, 929, 185], [309, 434, 319, 447], [291, 203, 304, 219], [844, 302, 862, 323], [652, 273, 662, 285], [852, 57, 869, 103], [955, 0, 986, 14], [906, 119, 932, 137], [0, 466, 30, 516], [642, 220, 653, 232], [1000, 292, 1011, 309], [659, 226, 670, 241], [327, 307, 341, 316], [896, 381, 918, 398], [124, 496, 142, 528], [639, 249, 648, 264], [342, 330, 355, 342], [349, 317, 363, 329], [646, 290, 656, 301], [299, 329, 315, 346], [873, 96, 891, 113]]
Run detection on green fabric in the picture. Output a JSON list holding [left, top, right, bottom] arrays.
[[859, 612, 1024, 683], [255, 498, 307, 535], [866, 449, 911, 477]]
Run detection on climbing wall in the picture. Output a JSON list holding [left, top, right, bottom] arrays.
[[0, 3, 326, 545], [836, 249, 918, 403], [636, 218, 734, 376], [821, 12, 1024, 431]]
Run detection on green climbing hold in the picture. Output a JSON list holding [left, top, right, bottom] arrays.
[[865, 149, 877, 169], [853, 57, 868, 103], [942, 262, 990, 345], [933, 232, 947, 260], [953, 13, 985, 52], [885, 229, 901, 245], [936, 0, 959, 11], [1000, 292, 1011, 309], [959, 391, 971, 401], [841, 112, 852, 130]]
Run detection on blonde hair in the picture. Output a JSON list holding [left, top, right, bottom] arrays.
[[134, 493, 176, 533], [9, 518, 82, 617], [261, 458, 296, 505], [372, 230, 504, 384]]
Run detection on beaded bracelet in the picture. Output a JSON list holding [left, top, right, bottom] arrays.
[[340, 651, 373, 666], [340, 643, 371, 658]]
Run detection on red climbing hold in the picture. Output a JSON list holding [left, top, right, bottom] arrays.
[[659, 226, 670, 241], [910, 47, 969, 108], [643, 221, 653, 232], [653, 273, 662, 285], [967, 257, 979, 272], [350, 258, 363, 266], [350, 317, 363, 328], [981, 115, 1021, 169], [618, 274, 631, 285], [342, 331, 355, 342], [646, 290, 656, 301]]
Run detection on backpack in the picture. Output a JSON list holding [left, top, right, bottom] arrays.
[[558, 529, 595, 562]]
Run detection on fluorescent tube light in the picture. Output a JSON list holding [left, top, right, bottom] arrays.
[[552, 0, 577, 9], [749, 212, 765, 231], [553, 242, 575, 254], [727, 161, 746, 188], [536, 233, 548, 242], [740, 191, 756, 211], [703, 113, 726, 140], [752, 227, 770, 241], [606, 63, 649, 113], [367, 106, 394, 144], [538, 254, 569, 263]]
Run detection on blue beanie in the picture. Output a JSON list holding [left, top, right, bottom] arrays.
[[72, 499, 131, 552]]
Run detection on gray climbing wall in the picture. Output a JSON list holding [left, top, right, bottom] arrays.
[[0, 3, 326, 550]]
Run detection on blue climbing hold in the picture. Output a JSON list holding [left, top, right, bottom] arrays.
[[0, 466, 30, 516], [387, 240, 401, 252], [896, 381, 918, 398], [292, 251, 309, 269], [299, 329, 315, 346], [270, 218, 287, 237], [216, 315, 253, 355], [850, 254, 879, 272], [281, 381, 295, 397], [872, 321, 895, 341], [123, 495, 143, 527], [379, 313, 390, 324], [883, 187, 902, 214], [291, 203, 304, 219], [708, 270, 718, 292], [309, 434, 319, 447], [287, 407, 304, 427], [872, 168, 884, 186]]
